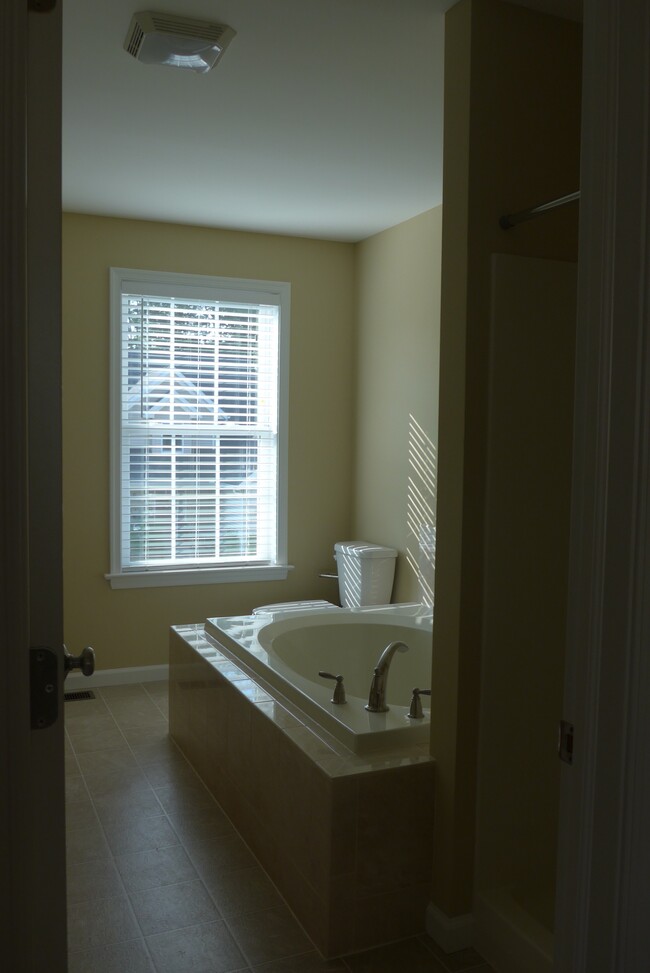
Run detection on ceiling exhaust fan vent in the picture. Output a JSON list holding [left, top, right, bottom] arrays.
[[124, 11, 236, 74], [126, 22, 144, 57]]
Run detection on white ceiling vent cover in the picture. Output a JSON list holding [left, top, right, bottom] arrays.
[[124, 11, 236, 74]]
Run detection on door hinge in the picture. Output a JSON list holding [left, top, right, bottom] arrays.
[[558, 719, 574, 765]]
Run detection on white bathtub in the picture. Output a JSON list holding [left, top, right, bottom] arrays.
[[205, 604, 433, 753]]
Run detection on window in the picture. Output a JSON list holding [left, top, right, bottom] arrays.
[[107, 268, 290, 588]]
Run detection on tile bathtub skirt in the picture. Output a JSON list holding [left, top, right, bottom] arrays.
[[169, 624, 436, 957]]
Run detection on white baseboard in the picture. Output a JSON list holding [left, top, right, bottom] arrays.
[[65, 664, 169, 691], [425, 901, 476, 953]]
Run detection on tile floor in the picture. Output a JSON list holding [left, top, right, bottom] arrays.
[[65, 682, 495, 973]]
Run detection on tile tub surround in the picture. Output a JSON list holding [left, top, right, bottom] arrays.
[[169, 625, 435, 958]]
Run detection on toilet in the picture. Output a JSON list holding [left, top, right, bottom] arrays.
[[253, 540, 397, 614], [333, 541, 397, 607]]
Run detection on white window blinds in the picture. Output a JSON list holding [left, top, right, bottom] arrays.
[[109, 270, 289, 585]]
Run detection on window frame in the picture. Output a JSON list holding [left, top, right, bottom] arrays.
[[106, 267, 291, 589]]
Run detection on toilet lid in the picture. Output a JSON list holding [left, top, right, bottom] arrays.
[[335, 541, 397, 558]]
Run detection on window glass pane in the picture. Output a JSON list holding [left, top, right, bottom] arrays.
[[219, 438, 258, 557], [114, 272, 284, 575], [177, 489, 217, 558], [218, 306, 259, 424]]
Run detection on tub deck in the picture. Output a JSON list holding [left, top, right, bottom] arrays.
[[206, 604, 433, 754]]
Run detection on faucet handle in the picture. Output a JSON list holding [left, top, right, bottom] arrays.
[[407, 687, 431, 720], [318, 671, 346, 704]]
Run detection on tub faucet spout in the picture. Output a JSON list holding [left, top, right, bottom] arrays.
[[365, 640, 409, 713]]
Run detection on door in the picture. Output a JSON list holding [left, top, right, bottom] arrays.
[[554, 0, 650, 969], [0, 1, 67, 969]]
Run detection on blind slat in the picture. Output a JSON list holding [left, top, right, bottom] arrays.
[[119, 289, 279, 568]]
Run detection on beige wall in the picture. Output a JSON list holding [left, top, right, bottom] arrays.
[[353, 208, 442, 606], [62, 213, 356, 669], [432, 0, 582, 917]]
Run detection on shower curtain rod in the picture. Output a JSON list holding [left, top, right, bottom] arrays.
[[499, 190, 580, 229]]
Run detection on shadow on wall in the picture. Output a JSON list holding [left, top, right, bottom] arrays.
[[407, 414, 437, 607]]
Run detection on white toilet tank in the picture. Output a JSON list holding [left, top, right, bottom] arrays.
[[334, 541, 397, 608]]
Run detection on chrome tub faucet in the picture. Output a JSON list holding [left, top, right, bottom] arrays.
[[365, 640, 409, 712], [319, 671, 346, 704]]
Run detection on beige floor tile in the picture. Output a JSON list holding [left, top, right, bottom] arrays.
[[121, 723, 171, 747], [66, 713, 120, 737], [99, 684, 149, 700], [227, 905, 313, 967], [110, 713, 168, 731], [65, 795, 99, 831], [132, 745, 185, 770], [143, 680, 169, 697], [166, 804, 235, 846], [66, 818, 112, 865], [68, 724, 127, 754], [115, 844, 199, 893], [153, 779, 217, 815], [65, 774, 89, 804], [186, 831, 257, 880], [65, 798, 99, 832], [145, 920, 246, 973], [145, 683, 169, 719], [153, 700, 170, 719], [203, 864, 285, 918], [106, 699, 168, 730], [102, 812, 180, 857], [65, 753, 81, 778], [65, 696, 110, 721], [67, 894, 140, 952], [106, 695, 161, 713], [130, 879, 220, 936], [251, 953, 345, 972], [67, 857, 124, 904], [93, 789, 164, 829], [130, 736, 183, 764], [84, 767, 153, 800], [141, 754, 201, 788], [76, 746, 140, 778], [63, 682, 481, 973], [67, 939, 155, 973]]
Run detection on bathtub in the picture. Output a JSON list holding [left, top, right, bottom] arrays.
[[169, 609, 435, 955], [205, 603, 433, 753]]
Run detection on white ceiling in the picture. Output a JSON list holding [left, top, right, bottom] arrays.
[[62, 0, 581, 243]]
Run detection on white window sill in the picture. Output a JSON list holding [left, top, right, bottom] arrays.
[[105, 564, 293, 589]]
